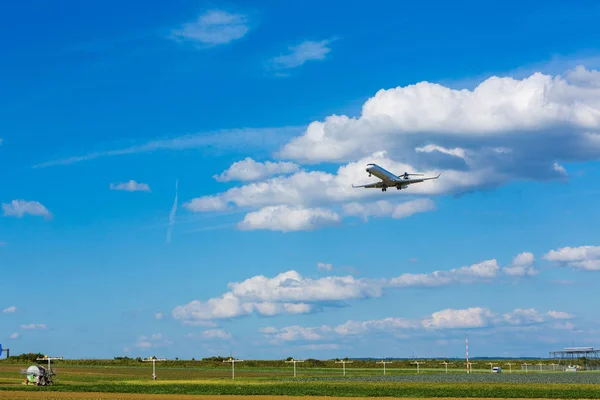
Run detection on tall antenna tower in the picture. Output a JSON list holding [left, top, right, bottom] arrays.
[[466, 334, 470, 373]]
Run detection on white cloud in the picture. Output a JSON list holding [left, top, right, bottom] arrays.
[[228, 270, 383, 303], [109, 180, 150, 192], [2, 306, 17, 313], [171, 10, 250, 46], [185, 195, 230, 212], [214, 157, 299, 182], [172, 253, 535, 325], [503, 252, 538, 276], [389, 259, 500, 287], [20, 324, 46, 330], [9, 332, 19, 340], [184, 153, 492, 218], [547, 310, 575, 319], [423, 307, 495, 329], [154, 312, 164, 320], [342, 199, 436, 221], [544, 245, 600, 270], [3, 200, 51, 219], [502, 308, 545, 325], [416, 144, 467, 160], [317, 262, 333, 271], [270, 39, 334, 70], [262, 306, 575, 343], [237, 205, 341, 232], [201, 329, 232, 340], [278, 67, 600, 168]]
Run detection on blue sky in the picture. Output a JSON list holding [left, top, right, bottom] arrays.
[[2, 0, 600, 360]]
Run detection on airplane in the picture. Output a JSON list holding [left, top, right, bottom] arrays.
[[352, 163, 441, 192]]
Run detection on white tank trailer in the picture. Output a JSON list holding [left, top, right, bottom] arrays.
[[20, 365, 55, 386]]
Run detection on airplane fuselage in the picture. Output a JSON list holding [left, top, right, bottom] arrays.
[[366, 164, 401, 184]]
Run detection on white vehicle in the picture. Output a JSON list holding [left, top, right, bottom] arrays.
[[492, 367, 502, 373], [352, 163, 441, 192]]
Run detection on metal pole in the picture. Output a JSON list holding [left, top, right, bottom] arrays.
[[233, 360, 235, 379], [294, 361, 296, 378]]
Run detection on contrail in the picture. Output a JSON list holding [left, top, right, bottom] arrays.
[[166, 180, 178, 243]]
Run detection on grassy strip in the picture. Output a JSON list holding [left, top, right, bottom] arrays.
[[2, 381, 600, 398]]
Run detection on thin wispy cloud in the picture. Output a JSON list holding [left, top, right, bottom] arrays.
[[270, 39, 335, 71], [109, 180, 150, 192], [33, 126, 302, 168], [167, 180, 178, 243], [2, 200, 52, 220], [171, 9, 250, 47]]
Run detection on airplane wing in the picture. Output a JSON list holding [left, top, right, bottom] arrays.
[[403, 174, 441, 184], [352, 181, 384, 189]]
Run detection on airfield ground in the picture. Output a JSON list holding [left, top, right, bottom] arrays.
[[2, 364, 600, 399]]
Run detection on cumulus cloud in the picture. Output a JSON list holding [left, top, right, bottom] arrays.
[[237, 205, 341, 232], [388, 259, 500, 287], [228, 270, 383, 302], [503, 252, 538, 276], [2, 306, 17, 313], [214, 158, 299, 182], [185, 152, 492, 218], [544, 245, 600, 270], [9, 332, 20, 340], [261, 306, 574, 343], [270, 39, 334, 70], [342, 198, 436, 221], [171, 10, 250, 46], [2, 200, 51, 219], [423, 307, 495, 329], [154, 312, 164, 320], [278, 68, 600, 170], [172, 253, 530, 325], [110, 180, 150, 192]]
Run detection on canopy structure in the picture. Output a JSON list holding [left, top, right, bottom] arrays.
[[549, 347, 600, 370]]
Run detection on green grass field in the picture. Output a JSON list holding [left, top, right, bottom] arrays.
[[2, 363, 600, 398]]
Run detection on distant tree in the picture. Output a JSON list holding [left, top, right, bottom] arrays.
[[286, 357, 294, 361]]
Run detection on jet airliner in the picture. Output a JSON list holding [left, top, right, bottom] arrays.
[[352, 163, 440, 192]]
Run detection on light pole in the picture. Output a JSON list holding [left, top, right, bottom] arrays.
[[505, 362, 514, 374], [142, 357, 166, 380], [377, 360, 393, 375], [411, 361, 423, 374], [440, 361, 449, 373], [285, 358, 305, 377], [36, 355, 63, 378], [487, 362, 495, 373], [335, 360, 353, 376], [223, 357, 244, 379]]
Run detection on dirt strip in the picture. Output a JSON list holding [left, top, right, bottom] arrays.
[[0, 394, 562, 400]]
